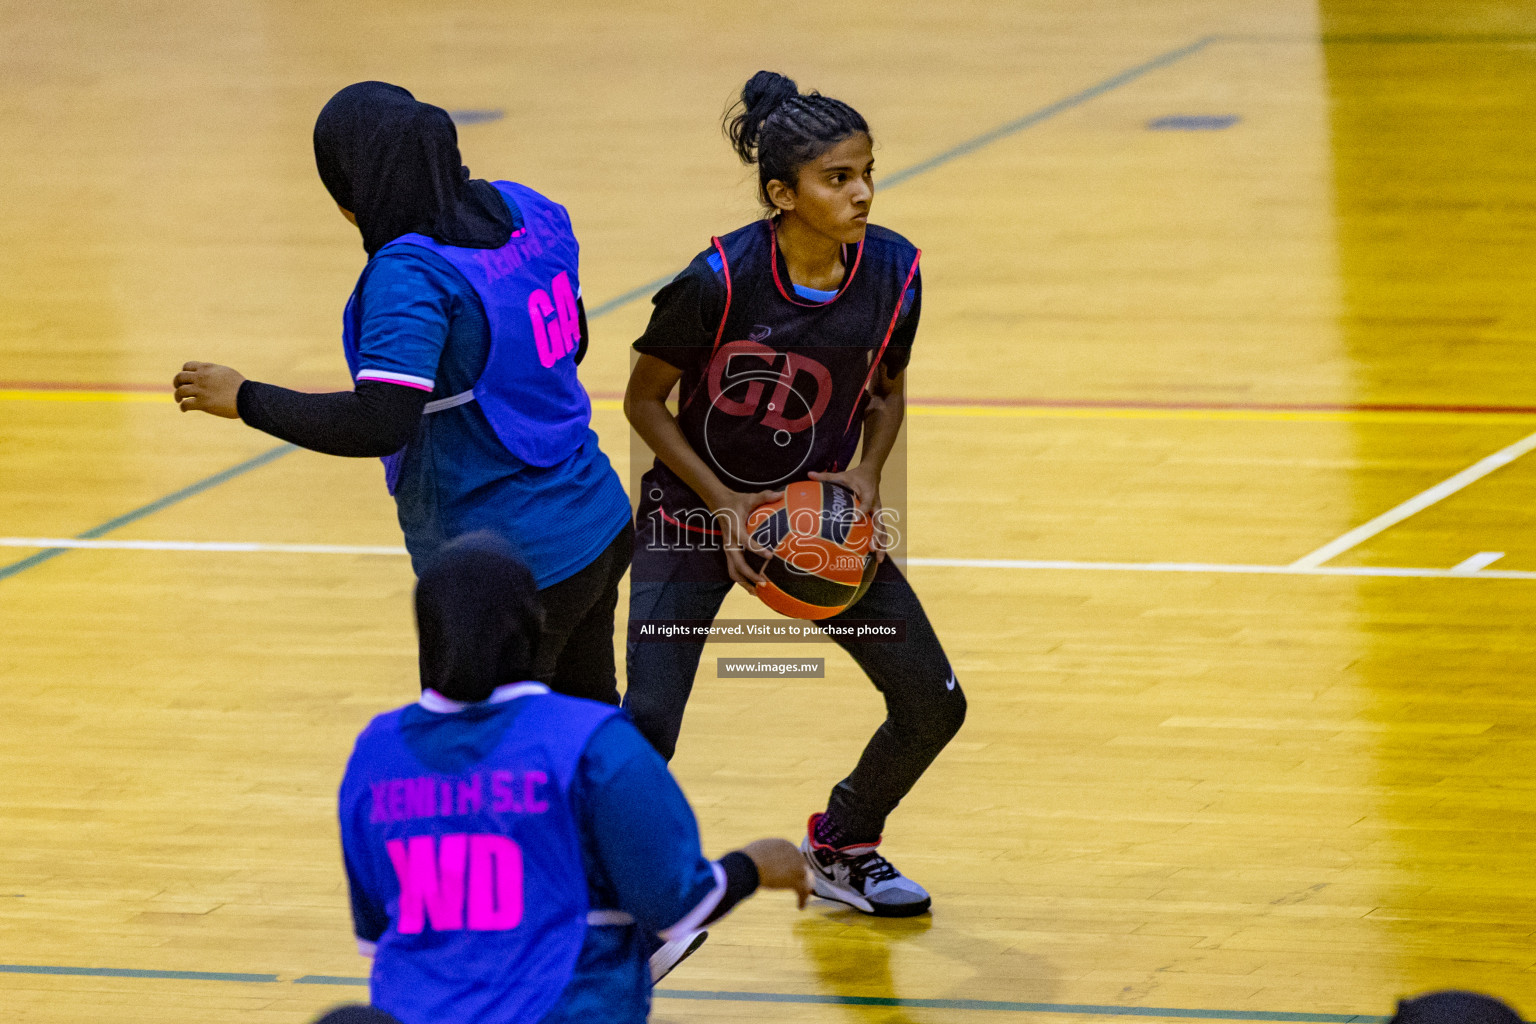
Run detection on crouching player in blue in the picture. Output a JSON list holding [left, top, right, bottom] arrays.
[[338, 533, 811, 1024]]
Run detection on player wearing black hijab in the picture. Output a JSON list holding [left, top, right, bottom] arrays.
[[174, 82, 633, 704], [337, 533, 810, 1024], [312, 82, 516, 256]]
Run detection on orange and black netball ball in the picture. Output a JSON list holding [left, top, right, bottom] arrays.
[[746, 480, 877, 620]]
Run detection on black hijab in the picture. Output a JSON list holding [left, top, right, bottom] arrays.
[[1391, 993, 1524, 1024], [314, 81, 515, 256], [310, 1008, 403, 1024], [415, 532, 543, 704]]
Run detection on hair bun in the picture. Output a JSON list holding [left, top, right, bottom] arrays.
[[742, 70, 798, 117], [726, 70, 800, 165]]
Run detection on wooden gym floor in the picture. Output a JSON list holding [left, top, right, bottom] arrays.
[[3, 0, 1535, 1021]]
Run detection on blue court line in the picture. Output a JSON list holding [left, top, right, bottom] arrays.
[[586, 273, 679, 319], [653, 989, 1392, 1022], [0, 443, 295, 582], [0, 963, 278, 983], [879, 35, 1216, 188], [448, 108, 504, 125], [1147, 115, 1240, 132], [584, 35, 1216, 320], [6, 964, 1397, 1021]]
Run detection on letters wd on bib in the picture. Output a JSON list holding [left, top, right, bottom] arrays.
[[334, 535, 771, 1024], [339, 685, 619, 1024]]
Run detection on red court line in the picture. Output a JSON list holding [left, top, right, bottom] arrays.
[[907, 396, 1536, 415], [9, 382, 1536, 417], [2, 381, 345, 395], [4, 380, 168, 392]]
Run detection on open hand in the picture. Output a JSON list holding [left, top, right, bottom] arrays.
[[173, 362, 245, 418]]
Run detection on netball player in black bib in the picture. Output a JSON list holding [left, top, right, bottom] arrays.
[[624, 71, 966, 917]]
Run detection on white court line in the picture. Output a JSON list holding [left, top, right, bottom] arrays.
[[1289, 430, 1536, 569], [0, 537, 407, 555], [3, 538, 1534, 580], [1451, 551, 1505, 573], [905, 557, 1536, 580]]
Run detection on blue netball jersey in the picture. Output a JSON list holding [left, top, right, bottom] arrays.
[[340, 684, 725, 1024], [341, 686, 614, 1024], [341, 181, 631, 586]]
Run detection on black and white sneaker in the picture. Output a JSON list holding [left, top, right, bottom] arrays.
[[801, 813, 932, 917], [649, 929, 708, 984]]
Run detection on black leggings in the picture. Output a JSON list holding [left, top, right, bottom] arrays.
[[624, 520, 965, 841], [535, 520, 633, 705]]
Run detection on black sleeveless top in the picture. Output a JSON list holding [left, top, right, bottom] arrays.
[[633, 218, 921, 529]]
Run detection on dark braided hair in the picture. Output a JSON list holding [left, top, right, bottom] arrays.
[[724, 70, 871, 210]]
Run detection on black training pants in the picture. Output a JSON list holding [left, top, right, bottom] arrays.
[[624, 520, 965, 842], [535, 520, 633, 705]]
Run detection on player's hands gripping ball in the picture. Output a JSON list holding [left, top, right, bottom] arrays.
[[810, 463, 885, 563], [746, 480, 877, 620], [709, 486, 784, 593]]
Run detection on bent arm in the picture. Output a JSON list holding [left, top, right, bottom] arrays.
[[194, 288, 590, 457], [856, 366, 906, 477], [343, 843, 389, 956], [237, 380, 428, 457], [578, 718, 762, 936], [339, 773, 390, 957], [623, 354, 733, 511], [856, 265, 918, 479]]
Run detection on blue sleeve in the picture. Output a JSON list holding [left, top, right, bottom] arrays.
[[352, 248, 463, 392], [344, 846, 389, 944], [575, 717, 722, 936], [338, 758, 390, 944]]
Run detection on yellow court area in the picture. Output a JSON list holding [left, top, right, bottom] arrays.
[[4, 1, 1536, 1022]]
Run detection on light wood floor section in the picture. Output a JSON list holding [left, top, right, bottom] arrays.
[[3, 1, 1535, 1022]]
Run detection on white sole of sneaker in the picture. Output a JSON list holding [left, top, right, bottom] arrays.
[[802, 843, 934, 918], [810, 873, 875, 914], [649, 929, 708, 984], [811, 874, 932, 917]]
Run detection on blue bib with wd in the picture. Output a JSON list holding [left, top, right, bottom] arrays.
[[339, 689, 620, 1024]]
